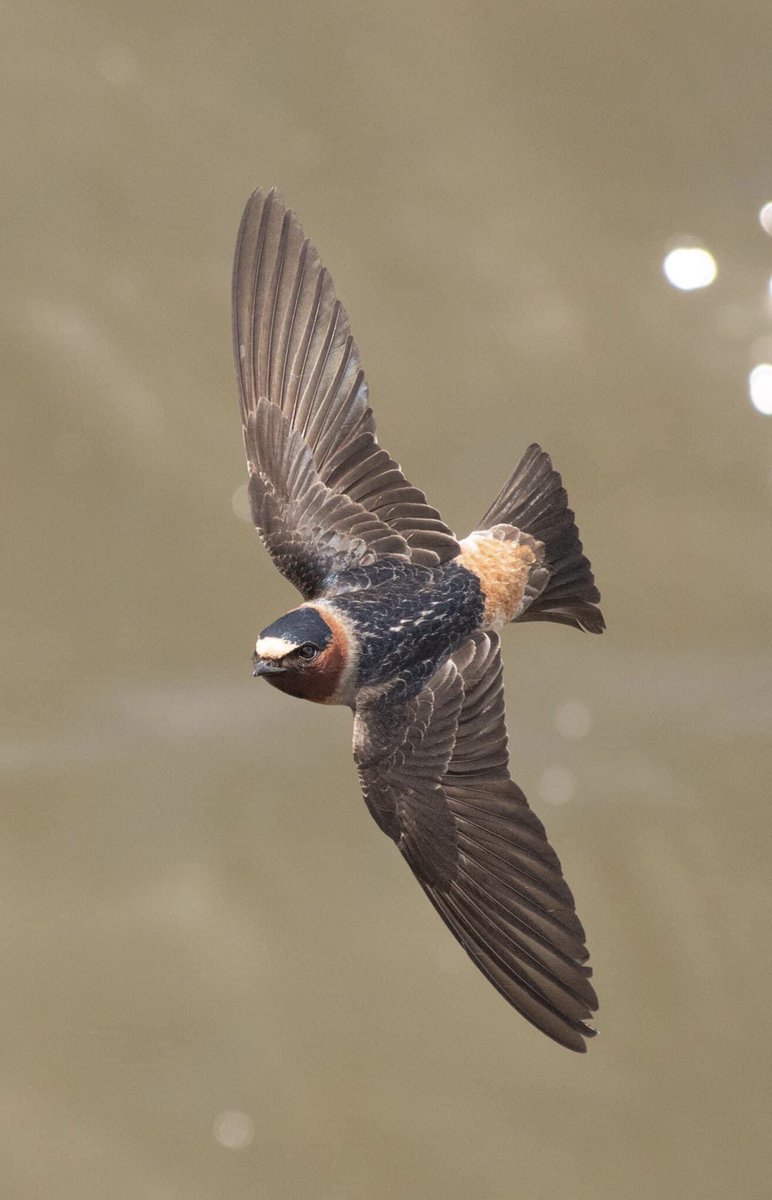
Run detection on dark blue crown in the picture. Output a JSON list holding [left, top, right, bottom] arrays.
[[259, 607, 332, 649]]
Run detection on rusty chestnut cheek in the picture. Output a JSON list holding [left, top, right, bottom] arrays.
[[260, 636, 343, 704]]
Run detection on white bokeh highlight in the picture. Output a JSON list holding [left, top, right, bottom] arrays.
[[663, 245, 717, 291], [748, 364, 772, 415]]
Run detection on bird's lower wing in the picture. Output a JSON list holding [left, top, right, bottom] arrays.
[[353, 632, 597, 1051]]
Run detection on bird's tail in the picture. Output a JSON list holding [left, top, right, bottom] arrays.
[[479, 444, 604, 634]]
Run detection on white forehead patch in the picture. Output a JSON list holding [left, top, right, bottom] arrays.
[[255, 636, 298, 660]]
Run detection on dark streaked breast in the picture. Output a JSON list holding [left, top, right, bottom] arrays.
[[331, 561, 484, 702]]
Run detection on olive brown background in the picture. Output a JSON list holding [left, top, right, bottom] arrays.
[[3, 2, 771, 1197]]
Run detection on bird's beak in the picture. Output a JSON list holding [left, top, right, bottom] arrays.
[[252, 657, 284, 678]]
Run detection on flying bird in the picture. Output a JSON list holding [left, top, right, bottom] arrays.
[[232, 188, 604, 1051]]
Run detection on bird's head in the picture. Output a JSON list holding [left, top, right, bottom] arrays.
[[252, 604, 350, 704]]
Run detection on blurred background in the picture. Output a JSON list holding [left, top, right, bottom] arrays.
[[3, 2, 771, 1197]]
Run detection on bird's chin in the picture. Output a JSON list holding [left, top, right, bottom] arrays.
[[255, 664, 338, 704], [259, 670, 303, 699]]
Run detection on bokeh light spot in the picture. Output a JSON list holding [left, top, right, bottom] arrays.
[[213, 1110, 255, 1150], [231, 483, 252, 522], [759, 202, 772, 236], [538, 765, 576, 806], [749, 364, 772, 415], [555, 701, 592, 740], [663, 245, 717, 291], [97, 46, 139, 87]]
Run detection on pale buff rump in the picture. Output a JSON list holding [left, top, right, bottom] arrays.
[[458, 527, 541, 629]]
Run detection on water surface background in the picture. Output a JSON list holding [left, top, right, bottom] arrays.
[[3, 3, 771, 1197]]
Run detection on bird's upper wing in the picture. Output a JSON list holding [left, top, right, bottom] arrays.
[[352, 633, 597, 1051], [232, 188, 460, 598]]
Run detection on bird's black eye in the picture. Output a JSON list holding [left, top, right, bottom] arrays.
[[297, 643, 318, 660]]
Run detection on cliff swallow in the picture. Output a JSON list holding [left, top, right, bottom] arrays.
[[232, 189, 604, 1051]]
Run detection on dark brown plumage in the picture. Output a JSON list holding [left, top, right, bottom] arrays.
[[233, 187, 604, 1051]]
